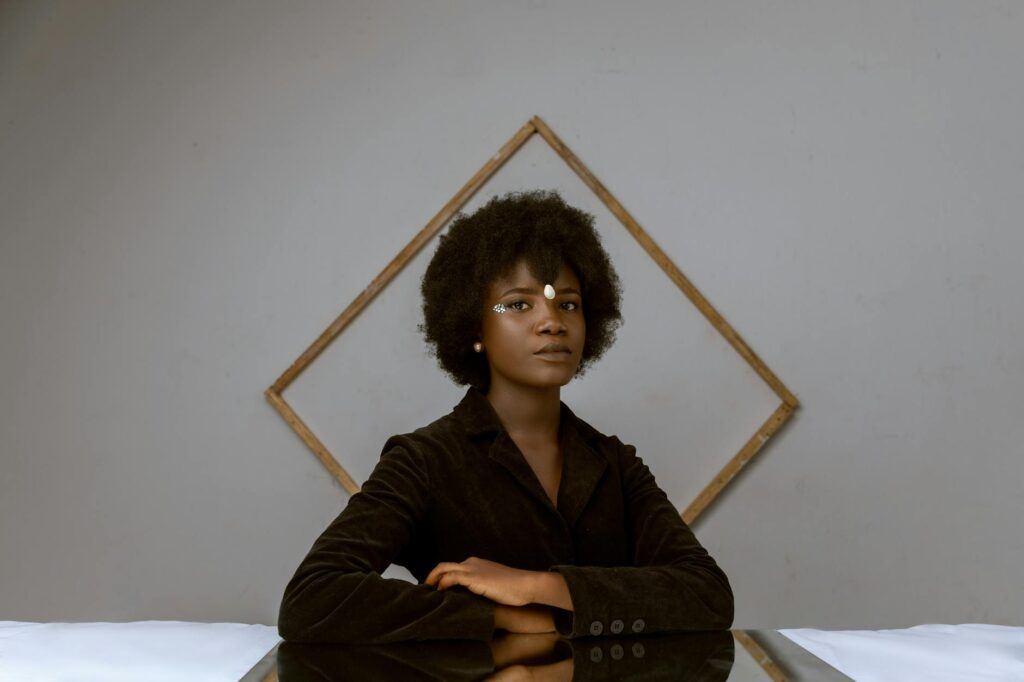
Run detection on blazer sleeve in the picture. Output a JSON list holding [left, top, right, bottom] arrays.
[[550, 439, 734, 638], [277, 442, 495, 644]]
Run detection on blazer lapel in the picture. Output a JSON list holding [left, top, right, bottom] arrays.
[[452, 388, 551, 510], [454, 386, 608, 525], [487, 431, 557, 512], [557, 414, 608, 529]]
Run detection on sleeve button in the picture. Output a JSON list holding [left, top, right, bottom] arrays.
[[590, 645, 603, 662], [610, 619, 624, 634], [610, 644, 624, 660], [632, 642, 645, 658], [589, 620, 604, 636], [631, 618, 646, 634]]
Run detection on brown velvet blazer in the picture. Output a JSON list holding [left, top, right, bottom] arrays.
[[278, 387, 734, 644]]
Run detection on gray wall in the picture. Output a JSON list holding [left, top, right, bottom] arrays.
[[1, 0, 1021, 628]]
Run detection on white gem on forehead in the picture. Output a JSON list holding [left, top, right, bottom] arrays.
[[543, 284, 556, 299]]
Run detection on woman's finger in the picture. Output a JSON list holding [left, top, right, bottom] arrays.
[[425, 562, 463, 585], [437, 571, 467, 591]]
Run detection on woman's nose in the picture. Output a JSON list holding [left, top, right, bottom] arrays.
[[536, 303, 567, 335]]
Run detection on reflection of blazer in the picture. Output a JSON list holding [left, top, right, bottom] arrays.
[[277, 632, 735, 681], [278, 387, 734, 643]]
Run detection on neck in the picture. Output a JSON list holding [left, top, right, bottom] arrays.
[[485, 381, 562, 443]]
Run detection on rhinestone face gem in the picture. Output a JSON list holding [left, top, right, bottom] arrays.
[[544, 284, 556, 299], [492, 303, 507, 314]]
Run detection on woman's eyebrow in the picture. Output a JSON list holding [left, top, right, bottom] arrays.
[[499, 286, 538, 296]]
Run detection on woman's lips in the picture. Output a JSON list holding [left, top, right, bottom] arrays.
[[535, 343, 571, 354], [534, 343, 573, 360]]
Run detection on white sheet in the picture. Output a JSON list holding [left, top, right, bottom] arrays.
[[780, 623, 1024, 682], [0, 620, 281, 682]]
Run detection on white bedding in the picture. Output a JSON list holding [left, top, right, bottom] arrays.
[[0, 621, 280, 682], [780, 623, 1024, 682]]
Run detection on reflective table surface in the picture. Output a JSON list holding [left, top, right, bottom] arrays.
[[240, 630, 850, 681]]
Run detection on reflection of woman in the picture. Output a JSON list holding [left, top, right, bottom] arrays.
[[276, 631, 735, 681], [278, 191, 733, 644]]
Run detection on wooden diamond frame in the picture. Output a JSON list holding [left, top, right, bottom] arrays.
[[265, 115, 799, 525]]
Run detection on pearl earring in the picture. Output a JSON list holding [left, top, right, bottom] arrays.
[[473, 342, 483, 353]]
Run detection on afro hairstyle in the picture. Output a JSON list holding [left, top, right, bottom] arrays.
[[420, 190, 623, 390]]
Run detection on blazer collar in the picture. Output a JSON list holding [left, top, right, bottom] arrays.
[[453, 386, 506, 439], [452, 387, 608, 526], [453, 387, 602, 443]]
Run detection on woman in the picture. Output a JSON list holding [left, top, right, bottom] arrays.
[[278, 191, 734, 643]]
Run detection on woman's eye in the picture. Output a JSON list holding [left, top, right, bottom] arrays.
[[561, 301, 579, 311], [509, 300, 531, 311]]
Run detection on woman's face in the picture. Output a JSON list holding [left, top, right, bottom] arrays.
[[480, 260, 585, 393]]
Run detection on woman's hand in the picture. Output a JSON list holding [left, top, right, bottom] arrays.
[[425, 557, 540, 606]]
